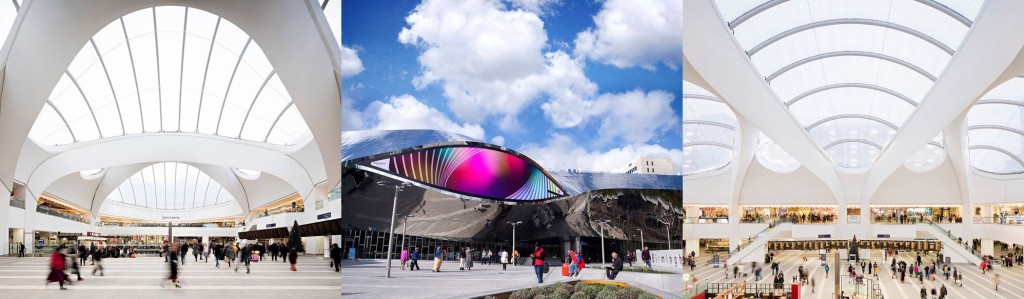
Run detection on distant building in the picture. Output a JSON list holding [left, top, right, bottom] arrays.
[[617, 156, 674, 175]]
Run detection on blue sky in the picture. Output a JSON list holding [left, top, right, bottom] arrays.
[[340, 0, 682, 172]]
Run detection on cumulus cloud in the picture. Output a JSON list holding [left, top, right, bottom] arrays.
[[519, 133, 683, 173], [588, 89, 678, 144], [574, 0, 682, 70], [398, 0, 595, 130], [340, 45, 365, 77], [341, 97, 365, 131], [507, 0, 561, 14], [368, 94, 486, 140], [491, 136, 506, 146]]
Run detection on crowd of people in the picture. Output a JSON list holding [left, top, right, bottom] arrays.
[[36, 240, 331, 290]]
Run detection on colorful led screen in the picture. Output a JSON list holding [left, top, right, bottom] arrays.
[[361, 146, 566, 201]]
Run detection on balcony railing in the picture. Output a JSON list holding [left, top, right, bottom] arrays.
[[36, 205, 87, 224], [683, 217, 728, 224], [975, 216, 1024, 225], [9, 198, 24, 209], [872, 216, 962, 224]]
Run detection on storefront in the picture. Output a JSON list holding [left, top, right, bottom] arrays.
[[870, 206, 961, 224], [741, 206, 837, 224]]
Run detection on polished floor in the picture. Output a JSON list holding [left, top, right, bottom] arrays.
[[0, 255, 340, 299], [685, 249, 1024, 299], [340, 259, 683, 299]]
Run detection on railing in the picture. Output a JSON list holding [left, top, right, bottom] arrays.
[[872, 216, 962, 224], [9, 198, 24, 209], [251, 208, 304, 220], [742, 216, 837, 224], [921, 219, 985, 262], [36, 205, 88, 223], [100, 222, 237, 228], [740, 216, 778, 223], [975, 216, 1024, 225], [702, 283, 792, 298], [726, 218, 794, 260], [683, 217, 729, 224]]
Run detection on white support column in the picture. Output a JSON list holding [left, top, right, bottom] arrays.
[[17, 185, 33, 254], [685, 239, 700, 257], [304, 183, 328, 255], [981, 239, 995, 256], [0, 187, 8, 256]]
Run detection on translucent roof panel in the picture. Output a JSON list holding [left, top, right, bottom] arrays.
[[106, 162, 233, 210], [0, 1, 16, 51], [905, 135, 945, 172], [756, 132, 801, 173], [27, 6, 312, 146], [968, 77, 1024, 174], [683, 81, 736, 175], [713, 0, 976, 168]]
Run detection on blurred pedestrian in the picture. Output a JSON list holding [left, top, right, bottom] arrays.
[[289, 247, 298, 271], [161, 243, 181, 288], [46, 246, 68, 290]]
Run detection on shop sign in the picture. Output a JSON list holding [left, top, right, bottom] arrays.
[[317, 212, 331, 220]]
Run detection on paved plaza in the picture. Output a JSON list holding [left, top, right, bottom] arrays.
[[340, 259, 683, 299], [686, 250, 1024, 299], [0, 256, 340, 299]]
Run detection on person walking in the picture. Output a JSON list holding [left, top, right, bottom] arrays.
[[458, 247, 467, 271], [18, 242, 24, 257], [203, 243, 210, 262], [213, 243, 223, 268], [400, 248, 409, 270], [513, 249, 520, 266], [46, 246, 68, 290], [68, 246, 83, 282], [605, 252, 623, 280], [993, 273, 1000, 291], [235, 244, 251, 274], [500, 248, 509, 271], [259, 243, 266, 262], [161, 243, 181, 288], [532, 243, 545, 283], [77, 244, 87, 265], [409, 247, 421, 271], [180, 242, 188, 265], [465, 247, 474, 271], [192, 243, 200, 262], [270, 243, 279, 262], [161, 244, 168, 262], [224, 243, 236, 268], [432, 246, 445, 272], [642, 246, 652, 268], [91, 245, 104, 276], [288, 247, 298, 271], [330, 244, 342, 272]]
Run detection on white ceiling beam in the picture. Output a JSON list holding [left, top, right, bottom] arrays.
[[861, 0, 1024, 204], [684, 0, 847, 204]]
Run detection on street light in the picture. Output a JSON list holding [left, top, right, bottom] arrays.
[[399, 215, 415, 261], [378, 181, 412, 278], [508, 221, 523, 266], [596, 219, 611, 267]]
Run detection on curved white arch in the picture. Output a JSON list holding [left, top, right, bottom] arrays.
[[24, 134, 316, 217], [0, 0, 340, 198]]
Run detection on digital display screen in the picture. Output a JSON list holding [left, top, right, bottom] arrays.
[[360, 146, 566, 202]]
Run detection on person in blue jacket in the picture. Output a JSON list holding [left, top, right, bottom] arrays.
[[409, 247, 421, 270]]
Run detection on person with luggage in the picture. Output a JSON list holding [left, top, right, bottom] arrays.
[[224, 242, 236, 268], [567, 250, 580, 277]]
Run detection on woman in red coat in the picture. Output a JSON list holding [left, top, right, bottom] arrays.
[[46, 246, 68, 290]]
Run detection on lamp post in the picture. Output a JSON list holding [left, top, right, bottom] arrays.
[[508, 221, 522, 266], [399, 215, 415, 259], [378, 181, 411, 278], [596, 220, 611, 267]]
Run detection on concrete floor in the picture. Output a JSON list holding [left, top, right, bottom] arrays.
[[0, 255, 340, 299], [340, 259, 683, 299], [685, 249, 1024, 299]]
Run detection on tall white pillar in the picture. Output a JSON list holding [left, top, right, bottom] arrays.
[[303, 183, 328, 255], [981, 239, 995, 256], [0, 185, 8, 256], [17, 185, 34, 254], [685, 239, 700, 257], [201, 235, 209, 245]]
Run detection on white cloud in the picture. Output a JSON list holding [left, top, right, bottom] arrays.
[[574, 0, 682, 70], [588, 89, 678, 144], [398, 0, 595, 130], [341, 97, 365, 131], [491, 136, 506, 146], [519, 133, 683, 172], [340, 45, 365, 77], [507, 0, 560, 14], [368, 94, 486, 140]]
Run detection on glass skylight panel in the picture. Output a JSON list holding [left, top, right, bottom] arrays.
[[905, 140, 945, 172], [934, 0, 984, 21], [967, 77, 1024, 174], [756, 133, 801, 173], [109, 162, 232, 210], [683, 81, 736, 175], [27, 6, 312, 146], [715, 0, 974, 168]]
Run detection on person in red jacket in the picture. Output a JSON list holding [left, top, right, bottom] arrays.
[[46, 246, 68, 290], [532, 243, 545, 283]]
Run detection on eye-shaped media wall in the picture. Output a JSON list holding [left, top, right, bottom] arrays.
[[355, 145, 567, 203]]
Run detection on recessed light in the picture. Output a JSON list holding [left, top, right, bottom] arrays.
[[829, 131, 837, 135]]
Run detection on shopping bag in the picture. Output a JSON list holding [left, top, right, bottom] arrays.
[[562, 263, 570, 276], [251, 253, 260, 262]]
